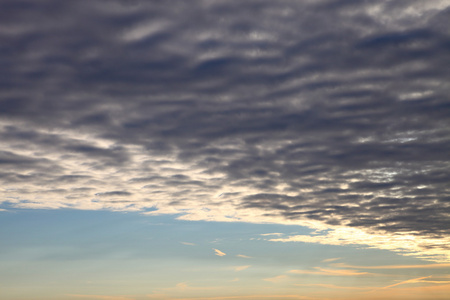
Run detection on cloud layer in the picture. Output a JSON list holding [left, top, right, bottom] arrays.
[[1, 0, 449, 260]]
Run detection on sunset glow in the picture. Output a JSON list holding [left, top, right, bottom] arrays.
[[1, 0, 449, 299]]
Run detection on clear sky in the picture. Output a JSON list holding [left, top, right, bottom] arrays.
[[1, 0, 450, 299]]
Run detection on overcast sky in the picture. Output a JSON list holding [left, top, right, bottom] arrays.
[[1, 1, 450, 299]]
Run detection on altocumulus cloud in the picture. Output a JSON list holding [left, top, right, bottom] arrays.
[[0, 0, 449, 260]]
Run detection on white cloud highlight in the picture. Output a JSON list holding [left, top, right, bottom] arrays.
[[270, 227, 450, 262], [213, 248, 226, 257]]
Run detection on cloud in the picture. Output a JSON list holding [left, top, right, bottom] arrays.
[[232, 265, 250, 271], [145, 294, 172, 300], [264, 275, 288, 283], [289, 267, 371, 276], [175, 282, 189, 290], [371, 284, 450, 300], [1, 0, 449, 261], [236, 254, 252, 258], [332, 262, 450, 270], [295, 283, 368, 290], [213, 248, 226, 256], [154, 296, 318, 300], [67, 295, 135, 300], [260, 233, 284, 237], [269, 227, 450, 262], [322, 258, 341, 263], [180, 242, 196, 246], [379, 276, 432, 290], [156, 281, 218, 293]]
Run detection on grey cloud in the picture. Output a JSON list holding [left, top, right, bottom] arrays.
[[95, 191, 132, 197], [1, 0, 449, 256], [0, 150, 38, 166]]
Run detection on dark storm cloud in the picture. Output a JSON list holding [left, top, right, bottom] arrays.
[[1, 0, 449, 255]]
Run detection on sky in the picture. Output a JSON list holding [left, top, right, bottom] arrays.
[[0, 0, 449, 299]]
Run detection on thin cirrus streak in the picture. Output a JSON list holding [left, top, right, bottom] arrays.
[[378, 276, 432, 290], [66, 295, 135, 300], [332, 263, 450, 269], [289, 268, 372, 276]]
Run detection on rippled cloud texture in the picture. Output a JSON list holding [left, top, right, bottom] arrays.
[[1, 0, 449, 261]]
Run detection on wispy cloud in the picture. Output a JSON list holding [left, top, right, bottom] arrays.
[[372, 284, 450, 300], [260, 233, 284, 237], [333, 262, 450, 269], [295, 283, 368, 290], [322, 258, 341, 263], [264, 275, 288, 283], [175, 282, 189, 290], [213, 248, 226, 257], [236, 254, 252, 259], [143, 294, 318, 300], [379, 276, 432, 289], [180, 241, 196, 246], [232, 265, 251, 271], [289, 267, 372, 276], [157, 282, 218, 293], [67, 295, 135, 300]]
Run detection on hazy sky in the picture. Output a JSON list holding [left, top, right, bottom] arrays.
[[1, 0, 450, 299]]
